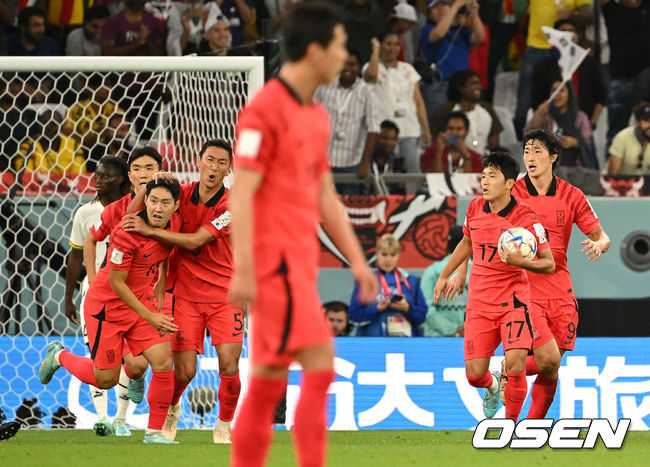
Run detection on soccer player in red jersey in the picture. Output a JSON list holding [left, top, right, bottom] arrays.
[[122, 140, 242, 443], [39, 178, 182, 444], [228, 3, 377, 466], [505, 129, 611, 418], [434, 152, 555, 422]]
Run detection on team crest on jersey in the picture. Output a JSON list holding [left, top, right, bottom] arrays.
[[110, 249, 124, 265], [533, 223, 547, 243], [556, 210, 566, 226]]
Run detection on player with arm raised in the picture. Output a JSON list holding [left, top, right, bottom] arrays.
[[504, 129, 610, 418], [40, 178, 182, 444], [122, 140, 242, 444], [434, 152, 555, 422], [228, 3, 377, 466], [65, 156, 134, 436]]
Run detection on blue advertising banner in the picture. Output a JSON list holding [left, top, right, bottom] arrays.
[[1, 337, 649, 430]]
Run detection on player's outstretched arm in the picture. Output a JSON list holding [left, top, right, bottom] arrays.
[[229, 167, 263, 308], [434, 235, 472, 304], [581, 226, 610, 261], [83, 232, 99, 284], [64, 248, 84, 323], [122, 214, 216, 250], [109, 269, 178, 334], [319, 172, 378, 303]]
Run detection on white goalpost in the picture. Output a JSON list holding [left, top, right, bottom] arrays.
[[0, 56, 263, 430]]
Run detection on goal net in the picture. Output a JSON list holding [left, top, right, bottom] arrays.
[[0, 56, 263, 430]]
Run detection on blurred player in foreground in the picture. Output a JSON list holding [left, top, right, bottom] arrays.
[[228, 2, 377, 466]]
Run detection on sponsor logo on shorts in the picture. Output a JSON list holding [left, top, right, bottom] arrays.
[[106, 349, 115, 364], [465, 339, 474, 355], [232, 331, 242, 337], [176, 331, 184, 344]]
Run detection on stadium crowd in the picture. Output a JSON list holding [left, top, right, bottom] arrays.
[[2, 0, 650, 185]]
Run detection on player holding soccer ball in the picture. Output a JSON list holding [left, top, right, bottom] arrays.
[[502, 129, 610, 418], [434, 151, 555, 422]]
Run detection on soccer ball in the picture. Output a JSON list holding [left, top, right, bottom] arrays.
[[498, 227, 537, 261]]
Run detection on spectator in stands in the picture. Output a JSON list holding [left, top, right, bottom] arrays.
[[431, 69, 502, 155], [63, 74, 124, 156], [315, 49, 381, 195], [205, 0, 253, 47], [0, 0, 17, 55], [602, 0, 650, 149], [513, 0, 592, 139], [530, 19, 606, 132], [88, 114, 133, 171], [388, 1, 417, 63], [349, 233, 427, 337], [362, 119, 406, 195], [363, 32, 431, 176], [198, 13, 231, 55], [166, 0, 206, 56], [420, 0, 485, 119], [421, 225, 468, 337], [6, 7, 60, 56], [342, 0, 387, 65], [324, 301, 352, 337], [608, 103, 650, 175], [0, 80, 39, 171], [65, 5, 111, 56], [421, 111, 483, 173], [524, 80, 597, 168], [101, 0, 165, 56], [255, 0, 293, 39], [15, 109, 85, 175]]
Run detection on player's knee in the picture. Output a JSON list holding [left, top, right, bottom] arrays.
[[218, 359, 239, 377], [150, 354, 173, 373], [175, 365, 196, 384], [538, 350, 561, 375], [95, 373, 119, 389]]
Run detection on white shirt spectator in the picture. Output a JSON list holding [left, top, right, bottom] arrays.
[[66, 27, 102, 56]]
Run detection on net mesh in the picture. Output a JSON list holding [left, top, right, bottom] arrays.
[[0, 59, 259, 430]]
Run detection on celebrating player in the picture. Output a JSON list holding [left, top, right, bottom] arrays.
[[502, 129, 610, 418], [434, 152, 555, 422], [122, 140, 242, 443], [40, 178, 182, 444], [228, 3, 377, 466], [65, 156, 134, 436]]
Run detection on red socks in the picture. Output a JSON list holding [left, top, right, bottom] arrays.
[[466, 371, 494, 388], [504, 371, 527, 421], [170, 375, 190, 406], [525, 355, 541, 376], [293, 369, 334, 467], [147, 370, 174, 430], [527, 374, 558, 419], [218, 373, 241, 422], [231, 375, 287, 467], [59, 350, 100, 386]]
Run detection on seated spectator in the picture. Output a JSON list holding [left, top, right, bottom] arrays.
[[362, 120, 406, 195], [205, 0, 253, 47], [420, 0, 485, 117], [363, 32, 431, 175], [6, 7, 60, 56], [524, 80, 597, 169], [421, 225, 468, 337], [349, 233, 427, 337], [101, 0, 165, 56], [15, 110, 86, 175], [315, 48, 381, 196], [421, 111, 483, 173], [166, 0, 208, 56], [65, 5, 110, 56], [88, 114, 133, 171], [0, 0, 17, 55], [608, 103, 650, 175], [323, 301, 352, 337], [432, 69, 502, 156], [198, 13, 231, 55]]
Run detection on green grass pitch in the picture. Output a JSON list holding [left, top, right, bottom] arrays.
[[1, 430, 649, 467]]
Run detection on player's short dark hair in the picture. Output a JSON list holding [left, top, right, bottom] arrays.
[[18, 7, 45, 27], [145, 178, 181, 201], [323, 301, 349, 314], [447, 69, 479, 102], [128, 146, 163, 171], [85, 5, 110, 22], [522, 129, 561, 170], [380, 119, 400, 135], [282, 2, 345, 62], [97, 155, 130, 193], [199, 139, 232, 162], [481, 151, 519, 182], [445, 110, 469, 130]]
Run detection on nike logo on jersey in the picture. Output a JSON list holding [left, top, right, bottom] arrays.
[[159, 332, 166, 338], [144, 253, 153, 258]]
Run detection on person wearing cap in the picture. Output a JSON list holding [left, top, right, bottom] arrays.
[[420, 0, 485, 123], [421, 225, 468, 337], [389, 0, 419, 64], [199, 13, 231, 55], [608, 103, 650, 175]]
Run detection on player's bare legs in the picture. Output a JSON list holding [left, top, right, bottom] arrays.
[[212, 342, 243, 443], [141, 341, 175, 443]]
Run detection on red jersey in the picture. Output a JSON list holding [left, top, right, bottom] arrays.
[[463, 196, 550, 312], [512, 175, 600, 299], [174, 182, 232, 302], [86, 211, 181, 309], [234, 78, 330, 281], [90, 193, 133, 242]]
